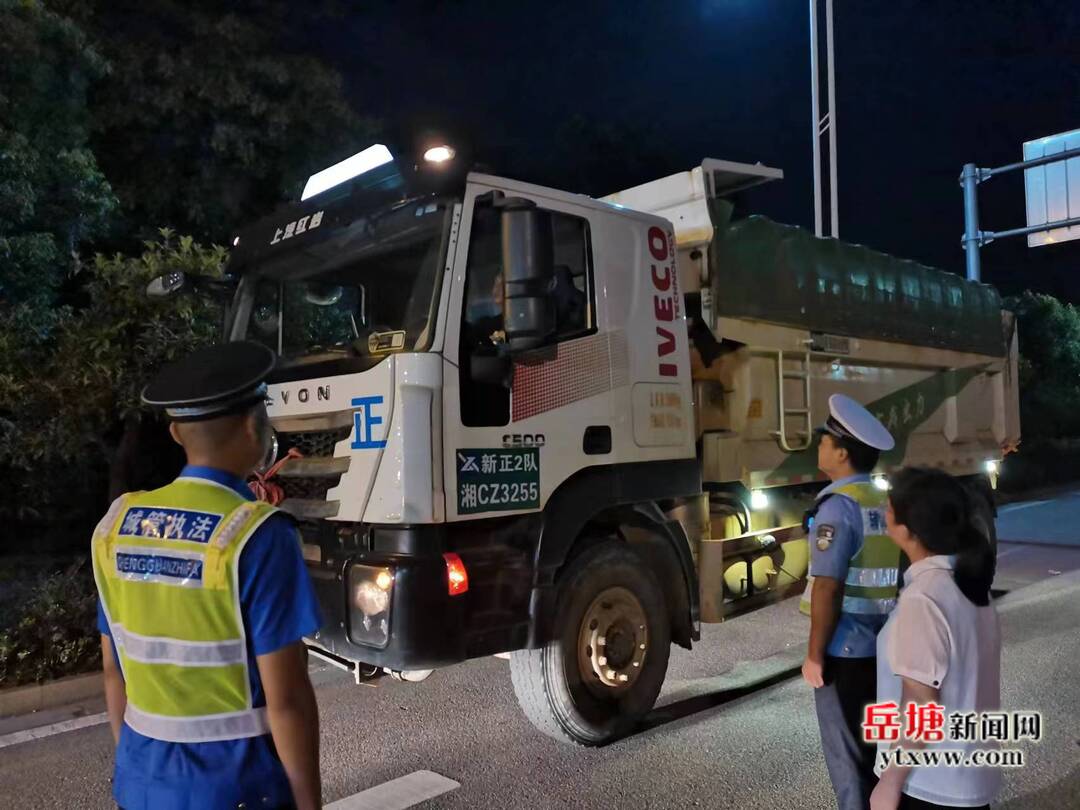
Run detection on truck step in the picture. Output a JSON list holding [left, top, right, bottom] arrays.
[[280, 498, 341, 519], [276, 456, 351, 478]]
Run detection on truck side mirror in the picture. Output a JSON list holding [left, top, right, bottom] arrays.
[[500, 202, 555, 353], [146, 271, 187, 298]]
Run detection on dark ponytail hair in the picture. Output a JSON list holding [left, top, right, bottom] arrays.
[[888, 467, 995, 607]]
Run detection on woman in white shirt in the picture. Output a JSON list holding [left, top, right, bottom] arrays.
[[872, 468, 1001, 810]]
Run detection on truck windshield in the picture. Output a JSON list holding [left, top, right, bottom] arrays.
[[239, 203, 450, 366]]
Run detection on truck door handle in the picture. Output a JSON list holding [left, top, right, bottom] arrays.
[[582, 426, 612, 455]]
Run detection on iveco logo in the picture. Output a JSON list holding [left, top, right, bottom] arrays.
[[271, 385, 331, 406]]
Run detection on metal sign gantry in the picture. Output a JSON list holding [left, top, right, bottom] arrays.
[[961, 143, 1080, 282]]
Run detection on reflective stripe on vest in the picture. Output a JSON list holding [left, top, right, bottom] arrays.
[[124, 704, 271, 744], [91, 480, 279, 743], [842, 595, 897, 615], [845, 566, 898, 588], [112, 624, 247, 667]]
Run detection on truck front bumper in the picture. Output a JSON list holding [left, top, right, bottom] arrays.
[[304, 549, 469, 672]]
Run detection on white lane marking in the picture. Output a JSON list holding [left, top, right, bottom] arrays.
[[996, 547, 1026, 561], [0, 712, 109, 750], [998, 500, 1050, 514], [2, 720, 462, 810], [327, 770, 460, 810]]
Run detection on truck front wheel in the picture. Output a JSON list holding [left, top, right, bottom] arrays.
[[510, 541, 671, 745]]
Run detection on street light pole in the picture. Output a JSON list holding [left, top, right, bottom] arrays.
[[810, 0, 838, 239], [961, 163, 982, 282], [825, 0, 838, 238], [809, 0, 822, 238], [959, 145, 1080, 283]]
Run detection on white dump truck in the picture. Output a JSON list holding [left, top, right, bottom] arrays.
[[163, 145, 1019, 745]]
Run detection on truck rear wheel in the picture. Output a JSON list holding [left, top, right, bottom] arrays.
[[966, 482, 998, 574], [510, 541, 671, 746]]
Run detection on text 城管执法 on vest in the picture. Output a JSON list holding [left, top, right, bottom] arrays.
[[91, 477, 279, 743], [799, 482, 900, 616]]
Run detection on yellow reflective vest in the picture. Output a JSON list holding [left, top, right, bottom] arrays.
[[799, 481, 900, 616], [91, 476, 278, 743]]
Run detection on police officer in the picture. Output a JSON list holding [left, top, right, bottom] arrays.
[[91, 341, 322, 810], [800, 394, 899, 810]]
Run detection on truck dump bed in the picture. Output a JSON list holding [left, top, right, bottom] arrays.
[[605, 160, 1020, 489], [709, 211, 1005, 357], [606, 160, 1007, 357]]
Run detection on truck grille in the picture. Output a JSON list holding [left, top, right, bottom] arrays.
[[282, 426, 353, 459], [279, 476, 338, 500], [277, 425, 353, 504]]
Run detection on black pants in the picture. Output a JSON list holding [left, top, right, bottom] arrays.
[[814, 655, 879, 810], [900, 796, 990, 810]]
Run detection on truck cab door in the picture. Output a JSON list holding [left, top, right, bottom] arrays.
[[441, 183, 606, 522]]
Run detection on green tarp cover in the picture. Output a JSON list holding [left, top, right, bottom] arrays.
[[708, 208, 1005, 357]]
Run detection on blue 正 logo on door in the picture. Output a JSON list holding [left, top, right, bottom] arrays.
[[351, 395, 387, 449]]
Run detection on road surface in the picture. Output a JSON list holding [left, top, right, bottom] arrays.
[[2, 491, 1080, 809], [995, 488, 1080, 591]]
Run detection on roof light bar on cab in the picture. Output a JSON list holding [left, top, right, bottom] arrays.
[[301, 144, 394, 201]]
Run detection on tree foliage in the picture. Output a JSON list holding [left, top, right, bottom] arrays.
[[60, 0, 373, 244], [0, 233, 224, 530], [0, 0, 116, 309], [0, 2, 374, 544], [1008, 291, 1080, 440]]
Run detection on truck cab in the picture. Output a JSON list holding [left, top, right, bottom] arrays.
[[222, 147, 704, 743]]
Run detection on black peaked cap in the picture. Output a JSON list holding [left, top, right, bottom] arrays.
[[141, 341, 276, 421]]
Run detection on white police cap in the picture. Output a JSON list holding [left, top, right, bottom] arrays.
[[815, 393, 895, 451]]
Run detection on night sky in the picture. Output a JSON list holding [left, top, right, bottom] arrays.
[[318, 0, 1079, 301]]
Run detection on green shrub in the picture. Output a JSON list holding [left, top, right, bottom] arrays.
[[0, 557, 101, 687]]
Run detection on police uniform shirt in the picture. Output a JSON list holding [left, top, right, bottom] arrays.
[[809, 473, 889, 658], [875, 555, 1003, 806], [97, 465, 322, 810]]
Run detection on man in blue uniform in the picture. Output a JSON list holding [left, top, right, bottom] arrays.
[[801, 394, 899, 810], [92, 341, 322, 810]]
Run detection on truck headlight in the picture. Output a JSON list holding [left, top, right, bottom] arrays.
[[348, 564, 393, 648], [354, 579, 390, 615]]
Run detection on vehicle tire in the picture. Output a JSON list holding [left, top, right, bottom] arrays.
[[967, 481, 998, 573], [509, 540, 671, 746], [388, 668, 434, 683], [358, 663, 381, 681]]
